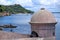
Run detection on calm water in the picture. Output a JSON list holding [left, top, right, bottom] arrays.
[[0, 13, 60, 39]]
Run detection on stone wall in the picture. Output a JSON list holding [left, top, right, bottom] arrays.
[[31, 23, 55, 37], [0, 31, 55, 40], [0, 37, 55, 40], [0, 31, 30, 39]]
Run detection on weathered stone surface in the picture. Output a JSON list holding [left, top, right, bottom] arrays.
[[0, 37, 55, 40], [0, 31, 30, 39], [30, 8, 57, 23]]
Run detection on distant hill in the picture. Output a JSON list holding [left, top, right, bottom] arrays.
[[0, 4, 34, 14]]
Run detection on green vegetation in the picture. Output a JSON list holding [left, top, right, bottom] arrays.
[[0, 4, 34, 14], [0, 5, 6, 12]]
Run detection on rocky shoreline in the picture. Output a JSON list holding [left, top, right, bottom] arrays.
[[0, 12, 10, 17]]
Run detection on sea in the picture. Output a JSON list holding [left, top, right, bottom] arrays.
[[0, 13, 60, 40]]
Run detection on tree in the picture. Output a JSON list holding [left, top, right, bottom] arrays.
[[0, 5, 6, 12]]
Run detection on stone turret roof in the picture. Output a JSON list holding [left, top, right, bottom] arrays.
[[30, 8, 57, 23]]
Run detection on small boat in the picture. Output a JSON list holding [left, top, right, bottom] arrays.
[[4, 24, 17, 28], [0, 24, 17, 28]]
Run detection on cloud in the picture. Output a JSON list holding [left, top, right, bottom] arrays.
[[0, 0, 33, 7], [39, 0, 59, 5], [14, 0, 33, 7], [32, 0, 40, 5], [0, 0, 13, 5]]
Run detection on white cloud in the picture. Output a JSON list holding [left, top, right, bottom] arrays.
[[0, 0, 13, 5], [39, 0, 58, 5], [0, 0, 33, 7], [14, 0, 33, 7]]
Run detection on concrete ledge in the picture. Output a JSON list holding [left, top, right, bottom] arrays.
[[0, 38, 55, 40], [0, 31, 55, 40], [0, 31, 30, 39]]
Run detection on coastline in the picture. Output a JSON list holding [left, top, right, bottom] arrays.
[[0, 13, 33, 17]]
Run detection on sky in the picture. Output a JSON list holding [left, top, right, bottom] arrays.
[[0, 0, 60, 12]]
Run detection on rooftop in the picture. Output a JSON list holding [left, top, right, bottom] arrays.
[[30, 8, 57, 23]]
